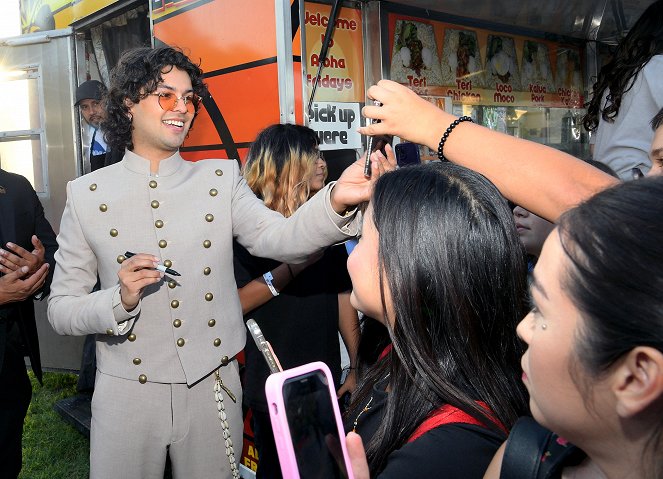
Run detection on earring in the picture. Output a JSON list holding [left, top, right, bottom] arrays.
[[541, 324, 547, 330]]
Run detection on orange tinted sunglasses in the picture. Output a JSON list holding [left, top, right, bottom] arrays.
[[149, 92, 201, 113]]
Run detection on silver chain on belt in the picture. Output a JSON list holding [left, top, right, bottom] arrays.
[[214, 370, 240, 479]]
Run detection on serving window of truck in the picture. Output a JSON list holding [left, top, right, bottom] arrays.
[[363, 2, 590, 160]]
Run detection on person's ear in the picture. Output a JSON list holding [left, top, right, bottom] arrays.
[[613, 347, 663, 418], [123, 98, 135, 120]]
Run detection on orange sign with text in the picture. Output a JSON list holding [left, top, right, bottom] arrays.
[[304, 2, 364, 103]]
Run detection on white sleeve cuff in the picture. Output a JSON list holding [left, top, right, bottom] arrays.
[[111, 286, 139, 334]]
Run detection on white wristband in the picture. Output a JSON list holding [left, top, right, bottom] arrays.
[[263, 271, 279, 297]]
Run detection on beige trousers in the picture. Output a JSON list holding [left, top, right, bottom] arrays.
[[90, 361, 243, 479]]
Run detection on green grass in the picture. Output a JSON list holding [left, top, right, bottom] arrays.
[[20, 371, 89, 479]]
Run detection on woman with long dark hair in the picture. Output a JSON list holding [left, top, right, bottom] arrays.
[[583, 0, 663, 179], [234, 123, 363, 479], [345, 162, 529, 477]]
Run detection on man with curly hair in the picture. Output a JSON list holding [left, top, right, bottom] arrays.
[[47, 46, 382, 478]]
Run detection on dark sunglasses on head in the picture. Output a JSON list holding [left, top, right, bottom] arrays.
[[150, 91, 201, 113]]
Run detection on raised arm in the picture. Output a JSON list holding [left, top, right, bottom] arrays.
[[359, 80, 618, 222]]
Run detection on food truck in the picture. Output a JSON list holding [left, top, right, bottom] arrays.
[[0, 0, 654, 476]]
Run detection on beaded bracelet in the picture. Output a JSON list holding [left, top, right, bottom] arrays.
[[437, 116, 473, 161]]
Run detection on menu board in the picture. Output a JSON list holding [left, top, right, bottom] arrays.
[[388, 14, 584, 108]]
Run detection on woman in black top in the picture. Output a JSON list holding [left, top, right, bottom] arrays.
[[233, 123, 360, 479], [345, 162, 529, 477]]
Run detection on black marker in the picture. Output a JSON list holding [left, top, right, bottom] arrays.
[[124, 251, 181, 276]]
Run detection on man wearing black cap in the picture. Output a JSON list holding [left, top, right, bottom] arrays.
[[75, 80, 121, 172]]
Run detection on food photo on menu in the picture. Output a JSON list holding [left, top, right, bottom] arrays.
[[390, 19, 443, 86], [440, 29, 486, 88], [485, 34, 521, 89], [555, 48, 583, 93], [520, 40, 555, 92]]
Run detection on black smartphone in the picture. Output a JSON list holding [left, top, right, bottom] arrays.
[[395, 142, 421, 167]]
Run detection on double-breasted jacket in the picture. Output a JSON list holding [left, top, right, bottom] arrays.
[[48, 151, 357, 385]]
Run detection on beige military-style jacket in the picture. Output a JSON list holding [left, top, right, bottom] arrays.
[[48, 150, 357, 386]]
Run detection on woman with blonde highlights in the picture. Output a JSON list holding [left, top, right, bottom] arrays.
[[234, 123, 361, 479], [242, 123, 325, 217]]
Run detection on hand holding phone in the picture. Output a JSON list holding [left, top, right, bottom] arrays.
[[265, 362, 355, 479]]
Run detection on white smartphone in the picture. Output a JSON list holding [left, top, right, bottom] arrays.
[[246, 318, 282, 373], [265, 362, 355, 479]]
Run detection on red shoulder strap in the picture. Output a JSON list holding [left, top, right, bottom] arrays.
[[378, 343, 393, 361], [407, 402, 506, 443]]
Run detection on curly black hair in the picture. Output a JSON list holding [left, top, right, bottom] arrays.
[[583, 0, 663, 132], [101, 46, 208, 152]]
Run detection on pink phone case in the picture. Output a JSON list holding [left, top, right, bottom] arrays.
[[264, 361, 355, 479]]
